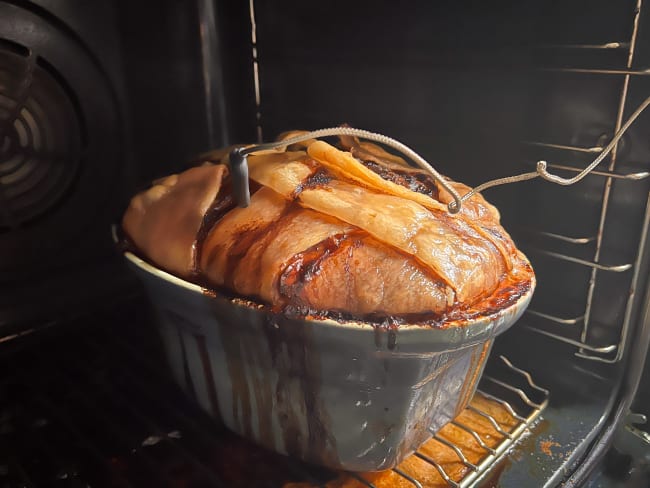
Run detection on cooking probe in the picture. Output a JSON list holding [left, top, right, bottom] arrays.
[[229, 94, 650, 213]]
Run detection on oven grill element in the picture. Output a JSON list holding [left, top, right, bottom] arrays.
[[0, 40, 83, 229], [0, 312, 548, 488]]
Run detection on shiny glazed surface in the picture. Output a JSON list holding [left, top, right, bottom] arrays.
[[122, 136, 534, 327]]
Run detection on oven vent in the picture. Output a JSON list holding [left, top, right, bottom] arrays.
[[0, 1, 123, 297], [0, 40, 84, 230]]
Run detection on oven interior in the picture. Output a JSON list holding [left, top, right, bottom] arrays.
[[1, 0, 650, 486]]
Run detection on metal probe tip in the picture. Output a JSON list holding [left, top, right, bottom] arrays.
[[229, 146, 251, 208]]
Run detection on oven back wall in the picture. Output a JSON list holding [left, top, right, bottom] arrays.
[[251, 0, 634, 184]]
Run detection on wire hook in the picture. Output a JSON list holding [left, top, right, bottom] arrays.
[[229, 94, 650, 213]]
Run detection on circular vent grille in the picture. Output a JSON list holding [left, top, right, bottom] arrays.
[[0, 43, 83, 229], [0, 1, 123, 278]]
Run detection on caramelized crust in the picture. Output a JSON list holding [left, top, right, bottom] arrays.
[[200, 190, 449, 315], [122, 139, 533, 322], [285, 234, 452, 315]]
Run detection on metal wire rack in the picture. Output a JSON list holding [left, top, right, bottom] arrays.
[[523, 190, 650, 359], [342, 356, 549, 488], [517, 0, 650, 363]]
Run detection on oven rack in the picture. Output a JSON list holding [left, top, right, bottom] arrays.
[[519, 191, 650, 360], [344, 356, 548, 488], [512, 0, 650, 363], [0, 309, 548, 488]]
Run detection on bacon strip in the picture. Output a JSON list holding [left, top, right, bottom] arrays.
[[122, 138, 532, 316], [122, 164, 228, 278], [247, 151, 505, 302]]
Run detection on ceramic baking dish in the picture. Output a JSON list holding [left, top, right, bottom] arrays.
[[122, 245, 533, 472]]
